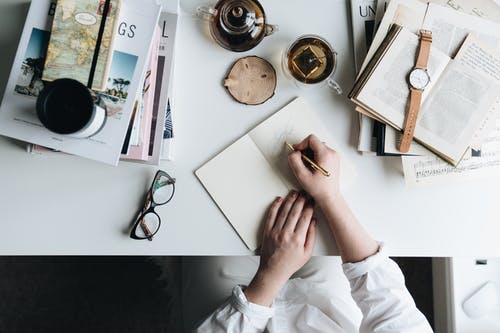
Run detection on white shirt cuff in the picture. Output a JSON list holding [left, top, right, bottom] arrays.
[[342, 242, 386, 280], [230, 285, 275, 320]]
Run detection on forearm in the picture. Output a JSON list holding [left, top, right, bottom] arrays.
[[244, 269, 287, 307], [318, 194, 378, 263]]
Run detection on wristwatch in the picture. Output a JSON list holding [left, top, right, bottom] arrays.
[[399, 30, 432, 153]]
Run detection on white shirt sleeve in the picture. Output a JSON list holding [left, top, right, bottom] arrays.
[[195, 285, 274, 333], [342, 244, 434, 333]]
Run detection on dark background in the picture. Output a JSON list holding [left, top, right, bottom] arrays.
[[0, 256, 433, 333]]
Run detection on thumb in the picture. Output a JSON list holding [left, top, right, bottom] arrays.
[[288, 151, 311, 180]]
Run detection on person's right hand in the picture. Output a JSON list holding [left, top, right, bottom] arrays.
[[288, 134, 341, 205]]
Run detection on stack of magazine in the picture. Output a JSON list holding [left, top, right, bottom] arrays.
[[0, 0, 179, 166]]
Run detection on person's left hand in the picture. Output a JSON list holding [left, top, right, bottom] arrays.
[[244, 191, 317, 306]]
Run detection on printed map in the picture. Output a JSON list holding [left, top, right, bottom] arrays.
[[43, 0, 119, 90]]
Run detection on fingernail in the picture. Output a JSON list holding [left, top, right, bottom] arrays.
[[276, 196, 282, 202], [291, 191, 297, 198]]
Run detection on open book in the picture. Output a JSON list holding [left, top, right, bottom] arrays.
[[196, 98, 353, 250], [350, 25, 500, 165], [357, 0, 500, 157]]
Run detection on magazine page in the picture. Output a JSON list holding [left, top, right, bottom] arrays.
[[350, 0, 377, 73], [155, 7, 179, 162], [0, 0, 162, 165], [122, 26, 161, 161]]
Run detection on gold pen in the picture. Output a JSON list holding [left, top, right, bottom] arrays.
[[286, 142, 331, 177]]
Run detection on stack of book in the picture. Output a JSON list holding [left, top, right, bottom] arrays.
[[349, 0, 500, 168], [0, 0, 179, 166]]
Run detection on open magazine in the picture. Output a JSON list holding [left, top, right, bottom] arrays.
[[0, 0, 162, 165]]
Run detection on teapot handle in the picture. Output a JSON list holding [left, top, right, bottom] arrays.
[[265, 24, 279, 36], [197, 6, 218, 21]]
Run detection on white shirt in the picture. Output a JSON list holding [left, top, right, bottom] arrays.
[[195, 246, 433, 333]]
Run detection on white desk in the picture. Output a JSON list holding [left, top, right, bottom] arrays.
[[1, 0, 500, 255]]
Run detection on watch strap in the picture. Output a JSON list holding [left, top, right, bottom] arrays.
[[399, 88, 423, 153], [415, 30, 432, 69]]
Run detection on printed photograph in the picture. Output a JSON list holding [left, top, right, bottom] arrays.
[[14, 28, 50, 97], [163, 99, 173, 139], [96, 50, 138, 119]]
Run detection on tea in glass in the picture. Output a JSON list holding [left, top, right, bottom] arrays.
[[287, 36, 335, 83], [283, 35, 342, 94]]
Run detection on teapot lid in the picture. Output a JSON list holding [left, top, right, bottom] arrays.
[[219, 0, 265, 35]]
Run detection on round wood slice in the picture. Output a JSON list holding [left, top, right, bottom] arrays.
[[224, 56, 277, 105]]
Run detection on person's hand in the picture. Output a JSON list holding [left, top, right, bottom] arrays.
[[288, 134, 341, 206], [259, 191, 316, 281], [244, 191, 316, 306]]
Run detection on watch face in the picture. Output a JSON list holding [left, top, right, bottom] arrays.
[[409, 68, 430, 90]]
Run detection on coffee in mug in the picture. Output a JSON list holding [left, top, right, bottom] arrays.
[[36, 78, 106, 138]]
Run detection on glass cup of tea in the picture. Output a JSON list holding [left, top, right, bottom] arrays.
[[282, 35, 342, 94], [197, 0, 278, 52]]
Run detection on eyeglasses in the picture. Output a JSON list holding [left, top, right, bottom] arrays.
[[130, 170, 176, 241]]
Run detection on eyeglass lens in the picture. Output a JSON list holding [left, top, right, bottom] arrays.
[[152, 174, 174, 205], [134, 212, 160, 239]]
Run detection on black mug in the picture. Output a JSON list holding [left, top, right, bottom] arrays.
[[36, 78, 106, 138]]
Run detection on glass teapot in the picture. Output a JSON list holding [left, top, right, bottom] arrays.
[[197, 0, 278, 52]]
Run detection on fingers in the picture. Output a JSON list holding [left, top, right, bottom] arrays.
[[293, 134, 327, 154], [294, 203, 314, 239], [264, 196, 283, 232], [283, 194, 307, 232], [304, 218, 317, 255], [273, 191, 298, 230], [308, 135, 328, 156]]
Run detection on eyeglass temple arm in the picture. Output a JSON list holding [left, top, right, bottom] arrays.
[[139, 192, 154, 241]]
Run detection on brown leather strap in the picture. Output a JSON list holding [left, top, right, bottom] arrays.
[[399, 88, 423, 153], [415, 30, 432, 69]]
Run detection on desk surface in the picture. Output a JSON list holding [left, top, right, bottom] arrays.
[[1, 0, 499, 256]]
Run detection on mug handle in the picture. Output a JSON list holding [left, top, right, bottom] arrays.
[[265, 24, 279, 36], [197, 6, 217, 20], [327, 78, 342, 95]]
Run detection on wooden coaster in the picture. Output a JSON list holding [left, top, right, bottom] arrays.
[[224, 56, 277, 105]]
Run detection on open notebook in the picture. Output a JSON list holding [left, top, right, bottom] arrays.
[[196, 97, 353, 250]]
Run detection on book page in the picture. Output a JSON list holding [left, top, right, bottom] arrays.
[[427, 0, 500, 22], [373, 0, 389, 39], [248, 98, 355, 191], [195, 135, 289, 250], [415, 35, 500, 163], [470, 98, 500, 150], [422, 3, 500, 57], [403, 119, 500, 186], [356, 28, 450, 129]]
